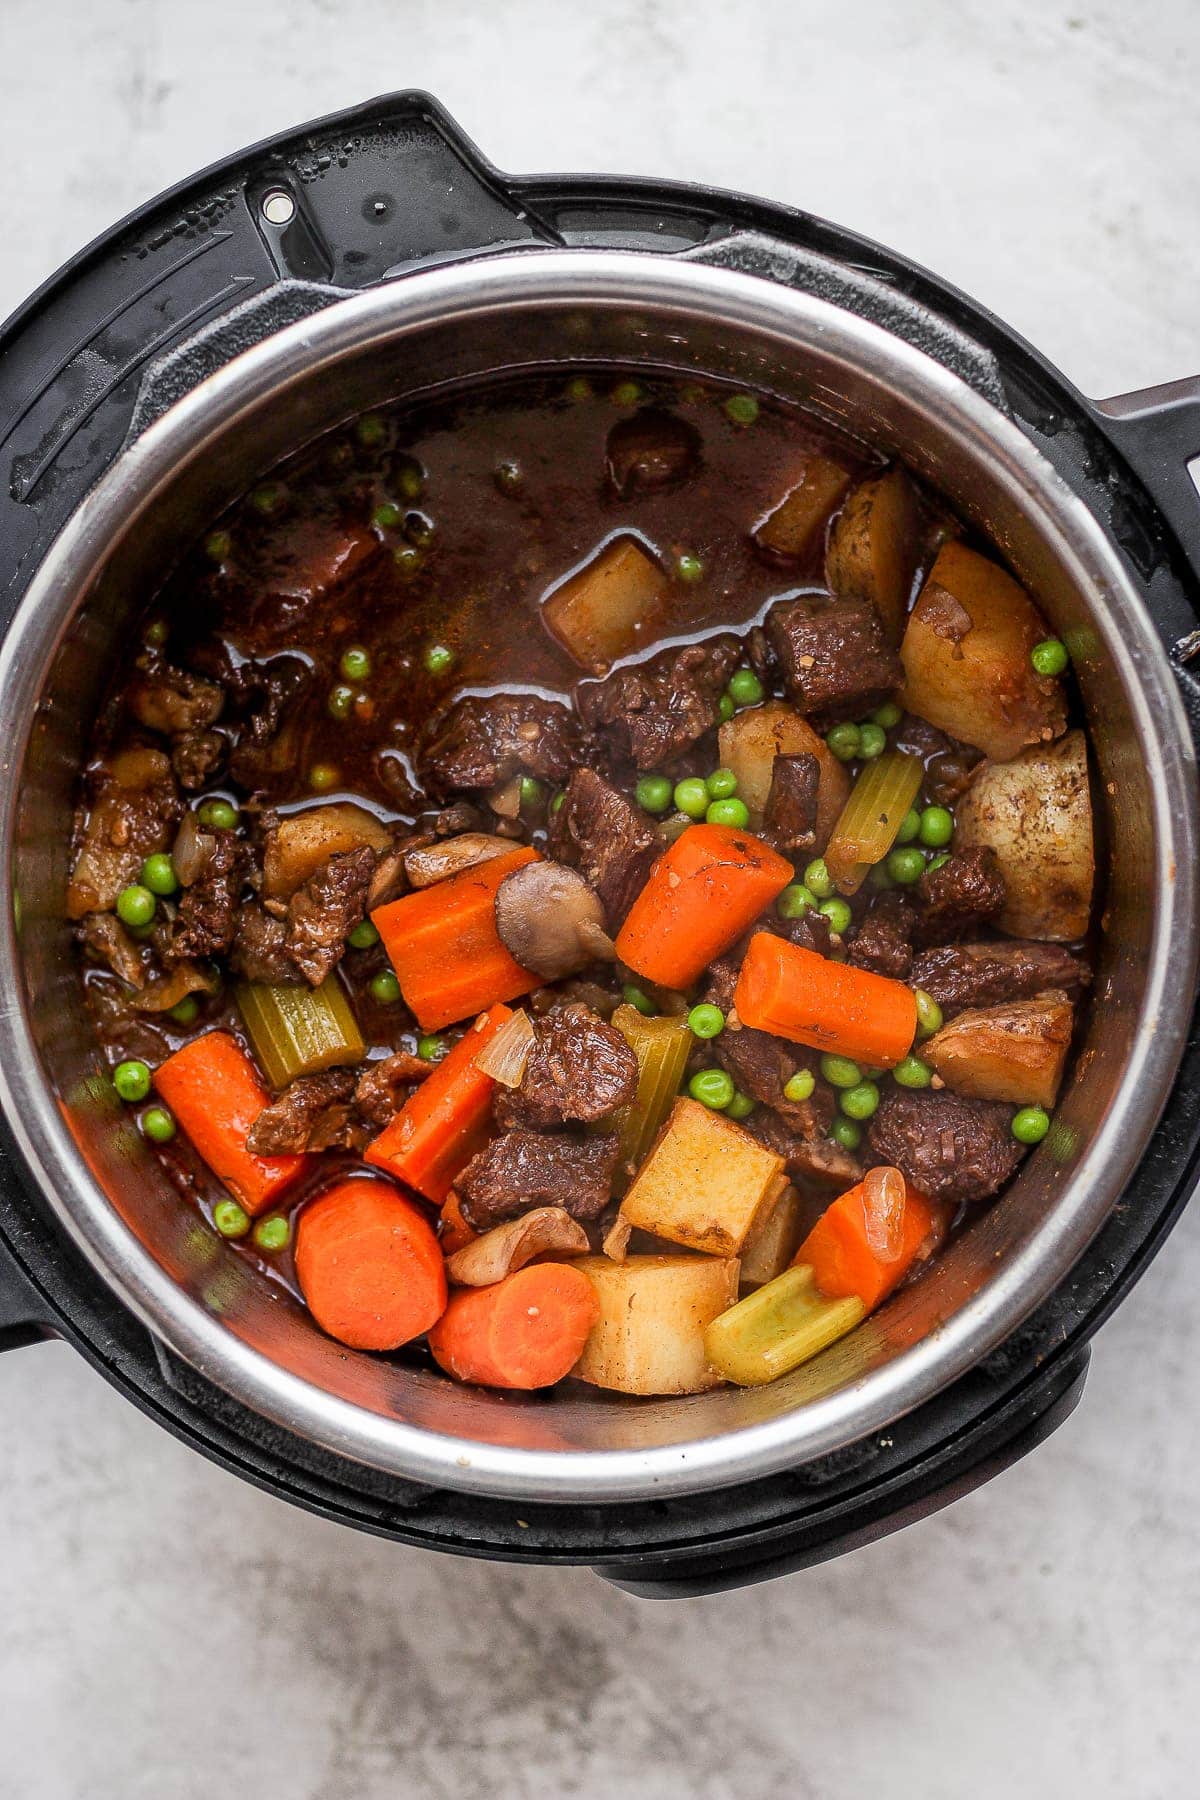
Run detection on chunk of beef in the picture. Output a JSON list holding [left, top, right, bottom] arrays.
[[847, 893, 916, 980], [167, 833, 246, 964], [575, 634, 741, 771], [747, 1108, 861, 1189], [914, 847, 1005, 947], [765, 595, 902, 719], [761, 753, 819, 856], [434, 801, 487, 837], [703, 958, 830, 1135], [353, 1051, 433, 1131], [127, 656, 224, 736], [529, 975, 622, 1020], [286, 847, 374, 986], [867, 1086, 1022, 1206], [77, 912, 147, 988], [494, 1004, 638, 1132], [202, 653, 311, 794], [548, 767, 660, 925], [605, 409, 701, 497], [457, 1129, 622, 1231], [761, 910, 833, 958], [246, 1069, 359, 1155], [419, 694, 581, 796], [910, 940, 1093, 1018], [893, 713, 982, 806], [68, 748, 181, 920], [171, 729, 226, 792], [230, 903, 293, 984]]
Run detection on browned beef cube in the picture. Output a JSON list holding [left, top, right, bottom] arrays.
[[575, 635, 741, 771], [867, 1087, 1023, 1206], [910, 940, 1092, 1017], [457, 1130, 622, 1230], [548, 767, 660, 925], [765, 595, 902, 718], [494, 1004, 638, 1131]]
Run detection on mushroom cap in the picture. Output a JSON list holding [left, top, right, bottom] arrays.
[[494, 860, 613, 980]]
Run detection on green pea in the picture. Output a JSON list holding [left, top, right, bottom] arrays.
[[204, 529, 231, 563], [857, 723, 887, 761], [515, 776, 542, 812], [566, 375, 593, 402], [777, 883, 817, 920], [687, 1003, 725, 1040], [676, 553, 705, 583], [213, 1199, 251, 1239], [140, 853, 177, 896], [724, 393, 759, 426], [116, 884, 155, 929], [113, 1060, 151, 1103], [168, 996, 200, 1027], [673, 778, 709, 820], [327, 683, 355, 722], [826, 722, 861, 762], [393, 545, 423, 580], [868, 862, 896, 892], [405, 512, 436, 548], [893, 1054, 933, 1089], [914, 989, 943, 1037], [688, 1068, 736, 1111], [253, 1214, 291, 1253], [1012, 1106, 1051, 1144], [550, 790, 566, 815], [820, 1054, 862, 1089], [706, 797, 750, 829], [872, 701, 902, 729], [1030, 639, 1068, 677], [197, 799, 239, 831], [495, 459, 523, 494], [250, 482, 285, 516], [622, 984, 656, 1017], [830, 1117, 862, 1151], [417, 1034, 448, 1063], [819, 897, 852, 935], [926, 851, 951, 873], [348, 920, 379, 950], [783, 1069, 816, 1103], [423, 643, 455, 677], [718, 693, 736, 722], [339, 645, 372, 682], [370, 970, 402, 1005], [895, 808, 921, 845], [803, 858, 834, 899], [396, 456, 425, 500], [141, 1105, 176, 1144], [355, 413, 387, 447], [726, 1091, 756, 1121], [143, 618, 169, 647], [705, 768, 739, 800], [918, 805, 954, 848], [309, 762, 340, 792], [886, 846, 926, 886], [636, 775, 674, 814], [612, 379, 642, 406], [728, 667, 765, 708], [840, 1080, 880, 1120], [371, 501, 404, 531]]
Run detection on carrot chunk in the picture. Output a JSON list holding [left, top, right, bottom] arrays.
[[371, 846, 541, 1031], [735, 932, 917, 1068], [797, 1169, 944, 1311], [364, 1005, 511, 1203], [295, 1177, 447, 1351], [152, 1031, 308, 1215], [427, 1263, 600, 1389], [615, 824, 793, 990]]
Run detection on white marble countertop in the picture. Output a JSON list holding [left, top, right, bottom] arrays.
[[3, 2, 1199, 1794]]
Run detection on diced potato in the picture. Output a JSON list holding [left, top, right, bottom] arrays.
[[955, 730, 1094, 940], [573, 1254, 739, 1394], [262, 802, 392, 901], [753, 456, 852, 561], [923, 992, 1074, 1108], [899, 542, 1067, 760], [542, 535, 669, 673], [719, 700, 850, 850], [825, 466, 923, 644], [615, 1096, 785, 1258], [738, 1178, 805, 1289]]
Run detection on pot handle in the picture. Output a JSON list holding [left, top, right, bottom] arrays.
[[0, 1232, 55, 1352], [1093, 377, 1200, 610]]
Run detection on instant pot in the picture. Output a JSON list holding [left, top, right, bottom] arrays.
[[2, 93, 1199, 1597]]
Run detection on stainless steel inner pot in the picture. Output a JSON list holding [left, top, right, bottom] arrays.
[[1, 251, 1195, 1501]]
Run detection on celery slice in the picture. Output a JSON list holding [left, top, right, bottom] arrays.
[[704, 1263, 865, 1386], [824, 749, 923, 894], [236, 977, 366, 1089], [609, 1004, 693, 1168]]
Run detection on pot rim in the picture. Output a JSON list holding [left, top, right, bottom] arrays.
[[0, 250, 1194, 1501]]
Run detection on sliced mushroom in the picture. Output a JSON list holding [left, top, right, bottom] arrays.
[[445, 1207, 590, 1286], [404, 832, 516, 890], [494, 860, 614, 981]]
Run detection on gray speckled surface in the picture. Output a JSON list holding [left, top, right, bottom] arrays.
[[3, 3, 1200, 1795]]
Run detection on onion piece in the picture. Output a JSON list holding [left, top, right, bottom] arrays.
[[861, 1165, 907, 1261], [446, 1207, 590, 1286], [171, 810, 215, 888], [131, 962, 219, 1013], [472, 1008, 536, 1087]]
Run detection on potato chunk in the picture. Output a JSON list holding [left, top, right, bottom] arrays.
[[955, 730, 1094, 940], [615, 1096, 785, 1258], [262, 803, 392, 902], [738, 1178, 805, 1289], [753, 456, 852, 561], [924, 992, 1074, 1108], [573, 1254, 739, 1394], [825, 465, 923, 644], [719, 700, 850, 850], [541, 535, 668, 673], [899, 542, 1066, 760]]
